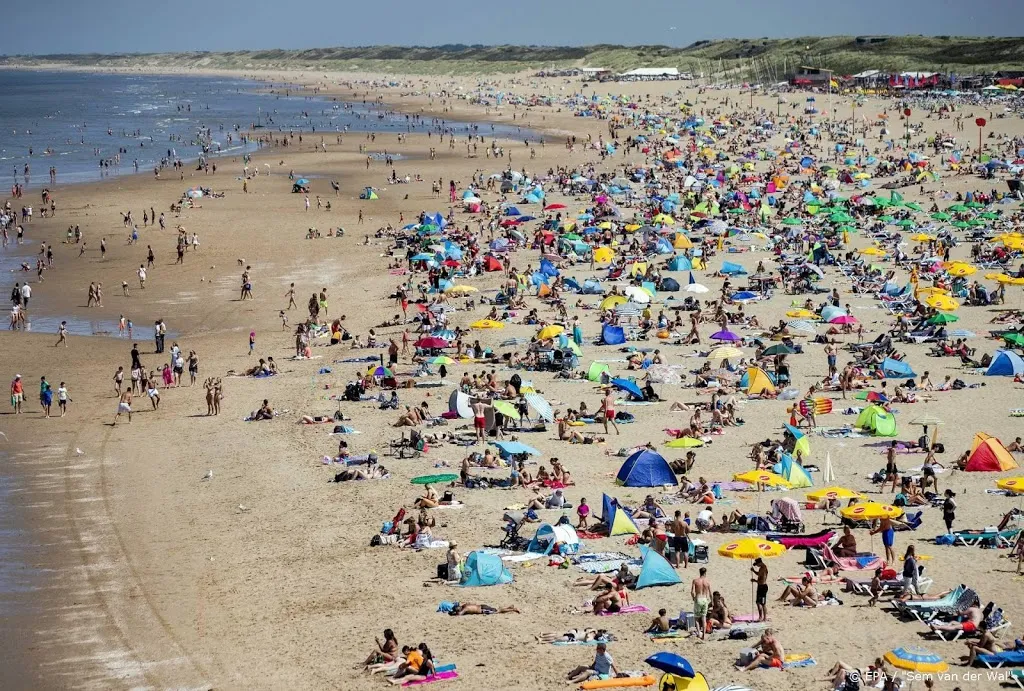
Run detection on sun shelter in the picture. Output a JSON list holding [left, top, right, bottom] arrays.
[[601, 494, 640, 536], [483, 256, 503, 272], [743, 367, 777, 395], [772, 453, 813, 489], [635, 546, 682, 589], [667, 256, 692, 271], [986, 350, 1024, 376], [616, 449, 678, 487], [964, 433, 1019, 472], [587, 362, 611, 382], [611, 377, 644, 401], [660, 277, 681, 292], [720, 261, 747, 275], [526, 523, 580, 555], [460, 551, 513, 586], [601, 324, 626, 345], [881, 357, 916, 379], [360, 186, 379, 200], [856, 404, 898, 437]]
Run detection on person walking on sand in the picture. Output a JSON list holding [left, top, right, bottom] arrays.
[[57, 382, 70, 418], [113, 366, 125, 396], [10, 374, 24, 414], [691, 567, 712, 640], [138, 265, 147, 289], [285, 283, 297, 310], [600, 389, 619, 436], [113, 390, 132, 425], [752, 557, 769, 622], [472, 399, 491, 444], [54, 320, 68, 347]]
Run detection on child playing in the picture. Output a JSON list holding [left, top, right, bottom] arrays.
[[867, 567, 883, 607], [576, 497, 590, 530]]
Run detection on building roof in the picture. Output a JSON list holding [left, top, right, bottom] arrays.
[[619, 67, 680, 77]]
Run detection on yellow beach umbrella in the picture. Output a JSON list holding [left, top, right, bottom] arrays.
[[884, 647, 948, 674], [858, 246, 885, 256], [653, 213, 676, 225], [445, 284, 478, 295], [985, 272, 1011, 282], [537, 325, 564, 340], [996, 478, 1024, 494], [593, 246, 615, 264], [708, 346, 744, 361], [600, 295, 627, 311], [598, 221, 613, 230], [910, 233, 935, 242], [997, 275, 1024, 286], [624, 223, 641, 232], [471, 319, 505, 329], [914, 286, 949, 298], [925, 294, 960, 311], [945, 262, 976, 277], [718, 537, 786, 560], [734, 470, 792, 489], [806, 486, 865, 502], [785, 308, 817, 319], [840, 502, 904, 521], [664, 437, 704, 448]]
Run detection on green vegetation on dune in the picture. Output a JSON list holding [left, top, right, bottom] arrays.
[[4, 37, 1024, 76]]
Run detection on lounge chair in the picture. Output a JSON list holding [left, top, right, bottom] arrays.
[[822, 544, 885, 571], [892, 584, 965, 620], [913, 586, 979, 624], [977, 650, 1024, 669], [953, 528, 1021, 547], [766, 529, 835, 550], [845, 576, 933, 597], [933, 605, 1010, 641], [894, 511, 923, 531]]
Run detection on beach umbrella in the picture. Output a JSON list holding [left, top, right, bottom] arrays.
[[925, 294, 960, 311], [665, 437, 704, 448], [786, 320, 817, 335], [710, 330, 741, 342], [996, 478, 1024, 494], [525, 393, 554, 422], [965, 201, 984, 209], [685, 283, 710, 294], [829, 315, 858, 325], [600, 295, 628, 311], [610, 377, 644, 400], [717, 537, 785, 617], [471, 319, 505, 329], [718, 537, 786, 560], [806, 487, 865, 502], [414, 336, 449, 349], [370, 366, 393, 377], [930, 212, 951, 221], [537, 325, 564, 340], [905, 202, 924, 211], [709, 346, 744, 361], [543, 203, 566, 210], [761, 344, 795, 356], [945, 262, 977, 277], [445, 284, 478, 295], [948, 204, 969, 212], [926, 312, 959, 325], [884, 647, 948, 674], [910, 233, 936, 242], [782, 217, 803, 225], [858, 246, 886, 257], [428, 356, 455, 365], [490, 440, 541, 457], [840, 502, 903, 521], [731, 291, 759, 301], [645, 652, 695, 679]]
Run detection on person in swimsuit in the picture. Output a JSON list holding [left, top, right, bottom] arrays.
[[871, 515, 896, 564], [472, 399, 490, 444], [113, 390, 132, 424], [600, 390, 619, 435], [669, 510, 690, 569], [691, 567, 712, 640]]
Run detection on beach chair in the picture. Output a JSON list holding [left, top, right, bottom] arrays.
[[977, 649, 1024, 669], [916, 586, 979, 624], [891, 584, 965, 620], [954, 528, 1021, 547], [894, 511, 923, 531], [822, 544, 884, 571], [1010, 669, 1024, 687], [846, 576, 934, 598]]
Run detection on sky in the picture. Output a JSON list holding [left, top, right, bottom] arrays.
[[4, 0, 1023, 55]]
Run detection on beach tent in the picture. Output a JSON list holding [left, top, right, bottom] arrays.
[[601, 325, 626, 345], [587, 362, 611, 383], [460, 551, 513, 587], [743, 367, 777, 395], [600, 494, 640, 536], [985, 350, 1024, 376], [964, 433, 1019, 472], [667, 256, 692, 271], [772, 453, 813, 489], [526, 523, 580, 555], [360, 187, 379, 200], [882, 358, 916, 379], [483, 256, 503, 272], [720, 261, 748, 275], [856, 405, 898, 437], [660, 277, 681, 292], [635, 546, 683, 589], [616, 449, 678, 487]]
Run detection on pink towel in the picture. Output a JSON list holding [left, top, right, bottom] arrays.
[[404, 671, 458, 686], [597, 605, 650, 616]]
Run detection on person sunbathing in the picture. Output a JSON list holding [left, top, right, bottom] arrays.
[[929, 602, 984, 635], [962, 622, 1001, 666], [826, 658, 888, 691], [591, 583, 623, 614], [361, 629, 399, 669], [737, 629, 785, 671], [393, 406, 420, 427], [450, 603, 520, 616], [414, 484, 440, 509], [386, 644, 435, 686], [251, 399, 274, 420], [535, 628, 606, 644], [707, 591, 733, 631], [777, 575, 821, 606], [574, 564, 635, 591], [333, 464, 388, 482]]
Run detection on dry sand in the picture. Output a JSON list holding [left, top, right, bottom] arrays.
[[2, 71, 1023, 691]]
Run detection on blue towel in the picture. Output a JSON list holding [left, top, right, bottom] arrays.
[[437, 601, 457, 614]]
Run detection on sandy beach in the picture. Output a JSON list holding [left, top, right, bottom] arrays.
[[2, 69, 1024, 691]]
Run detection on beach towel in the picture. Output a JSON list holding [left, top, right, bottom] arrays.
[[404, 671, 458, 686], [597, 605, 650, 616]]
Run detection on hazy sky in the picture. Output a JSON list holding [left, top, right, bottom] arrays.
[[5, 0, 1022, 55]]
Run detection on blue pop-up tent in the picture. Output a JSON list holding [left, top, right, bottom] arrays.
[[616, 449, 677, 487], [611, 377, 644, 401], [635, 546, 682, 589], [460, 551, 513, 587], [881, 357, 916, 379], [986, 350, 1024, 376], [720, 261, 747, 275], [667, 256, 692, 271], [601, 325, 625, 345]]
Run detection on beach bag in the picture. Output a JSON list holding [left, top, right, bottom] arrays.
[[441, 490, 455, 503], [436, 564, 449, 580], [951, 378, 966, 390]]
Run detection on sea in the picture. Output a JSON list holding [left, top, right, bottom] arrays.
[[0, 69, 535, 188]]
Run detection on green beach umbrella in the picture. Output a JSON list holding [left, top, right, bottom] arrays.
[[952, 221, 970, 228], [895, 219, 915, 227], [931, 212, 951, 221], [782, 217, 803, 225], [948, 204, 968, 212], [879, 215, 895, 223], [1004, 333, 1024, 347], [927, 313, 959, 325], [978, 212, 999, 220], [905, 202, 923, 211], [965, 201, 984, 209]]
